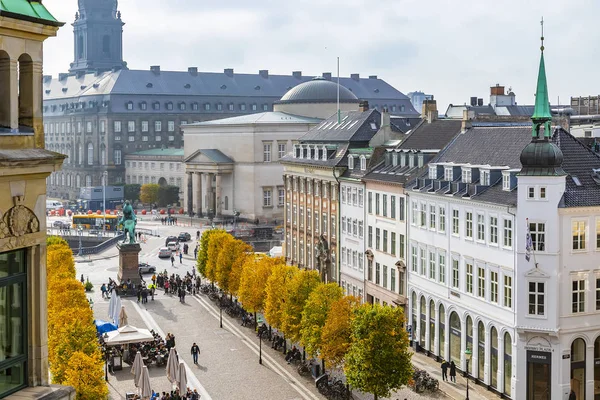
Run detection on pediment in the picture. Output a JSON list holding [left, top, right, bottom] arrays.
[[524, 267, 550, 279]]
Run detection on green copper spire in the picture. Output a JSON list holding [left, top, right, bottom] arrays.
[[531, 17, 552, 138]]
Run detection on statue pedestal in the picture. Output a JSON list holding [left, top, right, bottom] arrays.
[[117, 243, 142, 286]]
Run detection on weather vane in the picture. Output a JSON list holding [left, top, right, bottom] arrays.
[[540, 17, 545, 52]]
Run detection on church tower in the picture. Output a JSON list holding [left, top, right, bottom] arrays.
[[69, 0, 127, 73]]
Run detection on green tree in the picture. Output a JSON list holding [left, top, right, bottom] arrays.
[[345, 303, 412, 400], [158, 185, 180, 207], [264, 263, 297, 329], [140, 183, 160, 204], [124, 184, 141, 202], [238, 256, 275, 313], [281, 269, 321, 343], [320, 295, 360, 368], [300, 283, 343, 357]]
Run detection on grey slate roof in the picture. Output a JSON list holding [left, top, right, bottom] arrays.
[[187, 111, 321, 126], [398, 119, 463, 151], [299, 109, 383, 143], [276, 78, 359, 104]]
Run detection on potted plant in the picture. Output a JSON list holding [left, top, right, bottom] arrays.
[[84, 279, 93, 292]]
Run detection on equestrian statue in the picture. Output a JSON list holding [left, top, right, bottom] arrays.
[[118, 200, 137, 244]]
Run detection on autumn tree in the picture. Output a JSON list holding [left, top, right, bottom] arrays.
[[300, 283, 343, 358], [345, 303, 412, 400], [197, 229, 221, 277], [64, 351, 109, 399], [320, 295, 361, 368], [238, 256, 275, 315], [281, 269, 321, 343], [228, 246, 253, 297], [216, 236, 251, 295], [140, 183, 160, 204], [264, 263, 297, 330], [205, 230, 230, 282]]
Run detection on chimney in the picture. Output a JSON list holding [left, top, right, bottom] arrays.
[[359, 100, 369, 112], [351, 73, 360, 81], [477, 98, 484, 106], [188, 67, 198, 76], [470, 97, 477, 107], [322, 72, 332, 80], [490, 84, 505, 96], [368, 75, 378, 79], [150, 65, 160, 75], [259, 69, 269, 78], [421, 99, 437, 122], [224, 68, 233, 77], [381, 107, 390, 128], [292, 71, 302, 79], [461, 109, 472, 132]]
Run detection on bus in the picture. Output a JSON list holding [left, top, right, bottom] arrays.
[[72, 214, 120, 231]]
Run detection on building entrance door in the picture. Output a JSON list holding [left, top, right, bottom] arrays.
[[526, 350, 551, 400]]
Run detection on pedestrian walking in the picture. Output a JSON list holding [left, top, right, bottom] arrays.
[[80, 274, 85, 284], [179, 252, 183, 264], [190, 343, 200, 364], [449, 360, 456, 383], [441, 360, 448, 381], [196, 230, 200, 239], [194, 246, 198, 259], [171, 254, 175, 266]]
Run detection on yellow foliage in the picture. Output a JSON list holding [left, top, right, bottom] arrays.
[[64, 351, 109, 400], [281, 269, 321, 343], [216, 236, 252, 294], [47, 244, 76, 283], [264, 263, 297, 329], [228, 249, 252, 297], [320, 295, 361, 368], [300, 283, 343, 357], [205, 230, 229, 282], [238, 256, 276, 313]]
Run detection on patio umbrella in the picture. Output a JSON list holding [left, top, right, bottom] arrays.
[[94, 319, 118, 334], [107, 289, 117, 321], [131, 351, 143, 388], [104, 325, 154, 345], [113, 295, 122, 327], [119, 306, 128, 327], [166, 347, 178, 384], [140, 365, 152, 399], [177, 361, 187, 394]]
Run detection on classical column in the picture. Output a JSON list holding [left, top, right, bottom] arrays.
[[205, 173, 213, 216], [186, 172, 194, 216], [195, 172, 203, 217], [215, 173, 222, 217], [425, 300, 431, 352]]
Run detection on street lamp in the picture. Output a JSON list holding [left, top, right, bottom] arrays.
[[102, 171, 108, 235], [219, 296, 223, 329], [259, 329, 263, 365], [465, 348, 472, 400], [77, 225, 83, 256]]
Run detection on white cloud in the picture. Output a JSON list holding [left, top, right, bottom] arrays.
[[42, 0, 600, 111]]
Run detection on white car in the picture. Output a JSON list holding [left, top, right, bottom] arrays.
[[158, 247, 172, 258], [166, 241, 179, 252]]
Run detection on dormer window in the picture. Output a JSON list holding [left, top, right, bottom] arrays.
[[502, 173, 510, 191], [322, 146, 327, 161], [140, 102, 147, 110], [418, 154, 424, 168], [429, 166, 437, 179], [166, 102, 173, 110], [348, 155, 354, 169], [400, 153, 406, 167], [408, 154, 414, 168], [462, 168, 472, 183], [481, 170, 490, 186], [444, 167, 453, 181], [360, 156, 366, 171], [392, 153, 398, 166]]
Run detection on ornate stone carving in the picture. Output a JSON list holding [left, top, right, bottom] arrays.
[[0, 196, 40, 239]]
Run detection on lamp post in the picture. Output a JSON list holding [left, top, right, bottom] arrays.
[[219, 296, 223, 328], [102, 171, 108, 235], [259, 329, 263, 365], [465, 348, 472, 400], [103, 333, 109, 381], [77, 225, 83, 256]]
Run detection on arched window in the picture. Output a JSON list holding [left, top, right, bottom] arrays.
[[419, 296, 426, 348], [438, 304, 445, 360], [504, 332, 512, 396], [449, 311, 461, 365], [0, 51, 10, 128], [87, 143, 94, 165], [224, 196, 228, 210], [76, 174, 81, 187], [429, 299, 435, 352], [18, 54, 34, 129], [466, 316, 473, 371], [102, 35, 110, 54], [77, 35, 84, 59], [490, 327, 499, 388], [85, 175, 91, 187], [478, 322, 485, 380], [348, 155, 354, 169], [100, 145, 106, 165], [78, 144, 83, 165], [571, 338, 586, 399], [411, 292, 417, 341]]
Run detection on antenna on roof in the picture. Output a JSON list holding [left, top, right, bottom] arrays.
[[337, 56, 341, 124]]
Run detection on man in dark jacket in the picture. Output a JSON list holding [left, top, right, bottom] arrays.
[[441, 360, 448, 381], [190, 343, 200, 364]]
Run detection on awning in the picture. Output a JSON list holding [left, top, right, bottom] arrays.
[[103, 324, 154, 345]]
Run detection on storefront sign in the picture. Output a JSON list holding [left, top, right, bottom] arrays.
[[450, 290, 460, 298], [562, 354, 570, 360], [527, 350, 551, 364]]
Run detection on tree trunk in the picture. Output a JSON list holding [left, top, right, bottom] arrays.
[[374, 395, 377, 400]]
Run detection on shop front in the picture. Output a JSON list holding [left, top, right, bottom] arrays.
[[526, 350, 551, 399]]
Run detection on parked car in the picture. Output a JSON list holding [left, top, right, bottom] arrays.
[[158, 247, 172, 258], [138, 263, 156, 274], [52, 220, 71, 229], [166, 241, 179, 252], [165, 236, 179, 246], [178, 232, 191, 242]]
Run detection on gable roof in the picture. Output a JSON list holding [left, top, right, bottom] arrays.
[[184, 149, 234, 164]]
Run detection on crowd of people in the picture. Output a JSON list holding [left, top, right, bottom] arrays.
[[160, 217, 178, 225]]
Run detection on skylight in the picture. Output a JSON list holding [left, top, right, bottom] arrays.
[[572, 176, 582, 186], [370, 122, 377, 130]]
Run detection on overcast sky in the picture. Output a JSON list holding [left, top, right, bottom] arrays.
[[42, 0, 600, 111]]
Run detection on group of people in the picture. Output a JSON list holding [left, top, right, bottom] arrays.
[[150, 388, 200, 400], [440, 360, 457, 382], [160, 217, 178, 225], [155, 271, 202, 302]]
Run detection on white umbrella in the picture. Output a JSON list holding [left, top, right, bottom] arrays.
[[140, 365, 152, 399], [104, 325, 154, 345], [131, 351, 143, 388], [177, 361, 187, 394], [119, 306, 128, 327], [166, 347, 178, 384], [107, 289, 117, 321], [112, 295, 122, 327]]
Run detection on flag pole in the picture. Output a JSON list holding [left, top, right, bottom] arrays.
[[337, 56, 340, 124]]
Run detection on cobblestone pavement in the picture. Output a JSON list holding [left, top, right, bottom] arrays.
[[76, 220, 498, 400]]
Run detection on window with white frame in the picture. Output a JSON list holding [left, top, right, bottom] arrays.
[[114, 120, 122, 133], [429, 165, 437, 179], [490, 271, 498, 303], [528, 186, 535, 199], [86, 121, 93, 133], [352, 188, 358, 206], [114, 149, 122, 165], [540, 187, 547, 199], [341, 217, 346, 233], [391, 232, 396, 256], [529, 222, 546, 251], [420, 248, 426, 275], [358, 256, 364, 272], [168, 121, 175, 132], [596, 278, 600, 310], [360, 156, 366, 170], [346, 218, 352, 234], [263, 143, 272, 162], [444, 167, 453, 181], [127, 121, 135, 132], [462, 168, 472, 183], [503, 275, 512, 308], [452, 258, 459, 288], [420, 203, 427, 227], [154, 121, 162, 131], [341, 187, 347, 203], [391, 268, 396, 292], [572, 221, 586, 250], [411, 201, 418, 225], [439, 253, 446, 283], [141, 121, 149, 132], [430, 205, 436, 229], [489, 216, 498, 244], [399, 197, 405, 221], [502, 174, 510, 190], [263, 188, 272, 207], [278, 143, 286, 159], [411, 246, 417, 272], [477, 266, 485, 298], [439, 207, 446, 232], [503, 219, 513, 248], [376, 228, 381, 250], [481, 170, 490, 185], [375, 263, 381, 284], [358, 221, 364, 239], [528, 282, 545, 315], [368, 226, 373, 248], [353, 220, 358, 237], [477, 214, 485, 241], [358, 189, 364, 207], [572, 279, 585, 313], [341, 248, 346, 265], [348, 155, 354, 169], [452, 209, 459, 235], [376, 193, 380, 215], [465, 212, 473, 238], [390, 196, 396, 219], [466, 263, 473, 293], [429, 251, 436, 279], [382, 194, 387, 216], [399, 234, 405, 259]]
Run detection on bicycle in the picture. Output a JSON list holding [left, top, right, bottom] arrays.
[[297, 360, 311, 377]]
